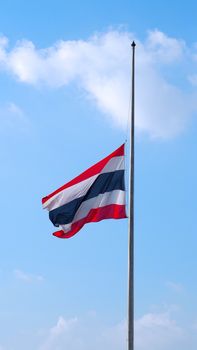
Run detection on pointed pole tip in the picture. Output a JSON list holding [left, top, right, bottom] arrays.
[[131, 41, 136, 47]]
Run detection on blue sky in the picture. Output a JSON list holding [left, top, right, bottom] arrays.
[[0, 1, 197, 349]]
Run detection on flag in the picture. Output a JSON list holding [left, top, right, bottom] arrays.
[[42, 144, 127, 238]]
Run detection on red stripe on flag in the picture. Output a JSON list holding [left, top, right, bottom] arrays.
[[42, 144, 125, 205], [53, 204, 127, 239]]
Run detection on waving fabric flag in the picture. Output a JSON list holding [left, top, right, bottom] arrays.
[[42, 144, 127, 238]]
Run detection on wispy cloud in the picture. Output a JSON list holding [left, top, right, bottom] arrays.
[[0, 30, 196, 139], [39, 316, 78, 350], [135, 310, 186, 350], [39, 315, 125, 350], [166, 281, 184, 293], [37, 309, 192, 350], [2, 308, 196, 350], [0, 102, 29, 131], [14, 269, 44, 283]]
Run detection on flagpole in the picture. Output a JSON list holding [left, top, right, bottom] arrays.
[[128, 41, 136, 350]]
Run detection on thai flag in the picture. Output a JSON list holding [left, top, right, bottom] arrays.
[[42, 144, 127, 238]]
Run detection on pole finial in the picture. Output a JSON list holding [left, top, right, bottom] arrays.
[[131, 41, 136, 47]]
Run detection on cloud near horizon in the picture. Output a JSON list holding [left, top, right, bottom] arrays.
[[0, 30, 197, 139], [37, 309, 194, 350], [1, 308, 196, 350]]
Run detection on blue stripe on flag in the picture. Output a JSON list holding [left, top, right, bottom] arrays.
[[49, 170, 125, 226]]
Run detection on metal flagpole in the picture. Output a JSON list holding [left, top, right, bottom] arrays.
[[128, 41, 136, 350]]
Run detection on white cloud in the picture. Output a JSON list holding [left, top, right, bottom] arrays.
[[2, 309, 196, 350], [38, 310, 190, 350], [135, 311, 186, 350], [50, 316, 77, 337], [14, 269, 44, 283], [40, 316, 78, 350], [0, 30, 196, 138], [145, 30, 186, 63], [39, 315, 125, 350]]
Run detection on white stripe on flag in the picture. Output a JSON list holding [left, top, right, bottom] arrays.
[[43, 174, 97, 211], [60, 189, 125, 233], [43, 156, 124, 211], [101, 156, 124, 173]]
